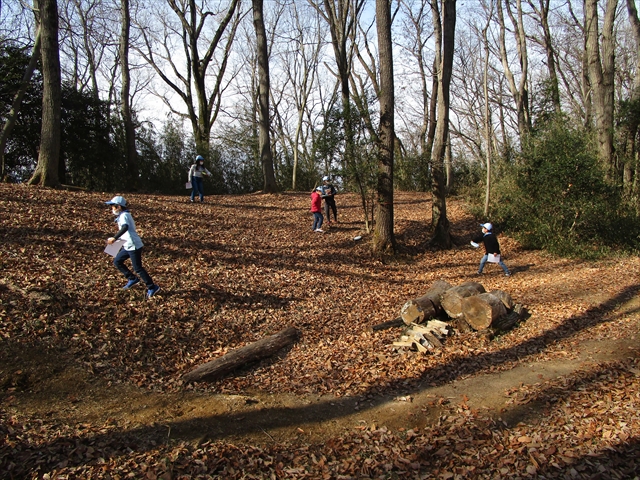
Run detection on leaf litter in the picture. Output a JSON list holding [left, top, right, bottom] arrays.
[[0, 183, 639, 478]]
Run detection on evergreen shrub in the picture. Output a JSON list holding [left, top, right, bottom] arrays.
[[491, 118, 640, 258]]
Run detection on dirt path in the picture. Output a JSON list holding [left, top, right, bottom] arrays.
[[4, 296, 638, 447]]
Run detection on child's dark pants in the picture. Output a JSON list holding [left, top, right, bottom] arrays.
[[114, 247, 155, 288]]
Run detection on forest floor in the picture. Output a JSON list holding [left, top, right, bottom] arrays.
[[0, 183, 639, 479]]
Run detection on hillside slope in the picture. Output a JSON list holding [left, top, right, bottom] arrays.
[[1, 184, 638, 478]]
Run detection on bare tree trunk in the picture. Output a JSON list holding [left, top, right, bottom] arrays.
[[482, 2, 492, 217], [445, 131, 452, 192], [287, 3, 323, 191], [623, 0, 640, 201], [528, 0, 561, 113], [29, 0, 61, 187], [400, 0, 432, 192], [430, 0, 455, 249], [136, 0, 240, 158], [309, 0, 366, 224], [252, 0, 277, 193], [0, 28, 41, 181], [496, 0, 530, 140], [120, 0, 138, 190], [373, 0, 395, 254], [585, 0, 617, 180]]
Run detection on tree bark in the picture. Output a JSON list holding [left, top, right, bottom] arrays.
[[183, 327, 300, 383], [373, 0, 395, 254], [461, 292, 507, 330], [400, 279, 452, 325], [28, 0, 61, 187], [252, 0, 277, 193], [120, 0, 138, 190], [585, 0, 618, 179], [441, 281, 485, 319], [623, 0, 640, 200], [491, 303, 525, 331], [430, 0, 455, 249], [489, 289, 514, 310]]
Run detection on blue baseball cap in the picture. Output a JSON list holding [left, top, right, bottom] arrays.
[[105, 195, 127, 207]]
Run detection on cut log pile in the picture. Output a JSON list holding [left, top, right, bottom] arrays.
[[390, 280, 526, 353]]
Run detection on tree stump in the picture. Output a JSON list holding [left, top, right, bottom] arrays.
[[183, 326, 300, 383], [461, 293, 507, 330], [400, 280, 452, 325], [441, 281, 485, 319]]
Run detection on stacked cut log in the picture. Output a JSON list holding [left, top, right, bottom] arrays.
[[391, 280, 525, 353], [400, 280, 451, 325]]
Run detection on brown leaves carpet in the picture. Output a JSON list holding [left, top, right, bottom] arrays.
[[0, 184, 639, 479]]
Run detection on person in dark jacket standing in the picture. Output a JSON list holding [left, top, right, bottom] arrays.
[[471, 223, 511, 276], [320, 176, 338, 224]]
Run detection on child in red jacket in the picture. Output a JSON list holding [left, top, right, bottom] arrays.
[[310, 187, 324, 233]]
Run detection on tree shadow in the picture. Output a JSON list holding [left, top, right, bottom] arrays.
[[2, 283, 637, 477]]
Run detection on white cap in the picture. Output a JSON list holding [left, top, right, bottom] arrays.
[[105, 195, 127, 207], [323, 176, 330, 182], [481, 222, 493, 231]]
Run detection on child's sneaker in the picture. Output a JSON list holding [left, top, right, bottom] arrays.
[[315, 228, 324, 233], [123, 278, 140, 289], [147, 285, 161, 298]]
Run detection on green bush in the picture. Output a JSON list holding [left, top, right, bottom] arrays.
[[490, 117, 640, 258]]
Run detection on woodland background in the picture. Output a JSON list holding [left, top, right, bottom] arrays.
[[1, 0, 640, 257]]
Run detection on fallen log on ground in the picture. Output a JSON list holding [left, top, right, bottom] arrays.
[[461, 293, 508, 330], [441, 281, 485, 319], [400, 280, 452, 325], [183, 326, 300, 383], [370, 317, 404, 331]]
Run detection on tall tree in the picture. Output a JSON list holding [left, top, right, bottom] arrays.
[[309, 0, 366, 178], [29, 0, 62, 187], [623, 0, 639, 199], [528, 0, 561, 113], [283, 2, 324, 190], [120, 0, 138, 189], [430, 0, 455, 249], [585, 0, 618, 179], [496, 0, 530, 140], [398, 0, 434, 191], [136, 0, 241, 156], [481, 0, 493, 217], [373, 0, 395, 253], [252, 0, 276, 192]]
